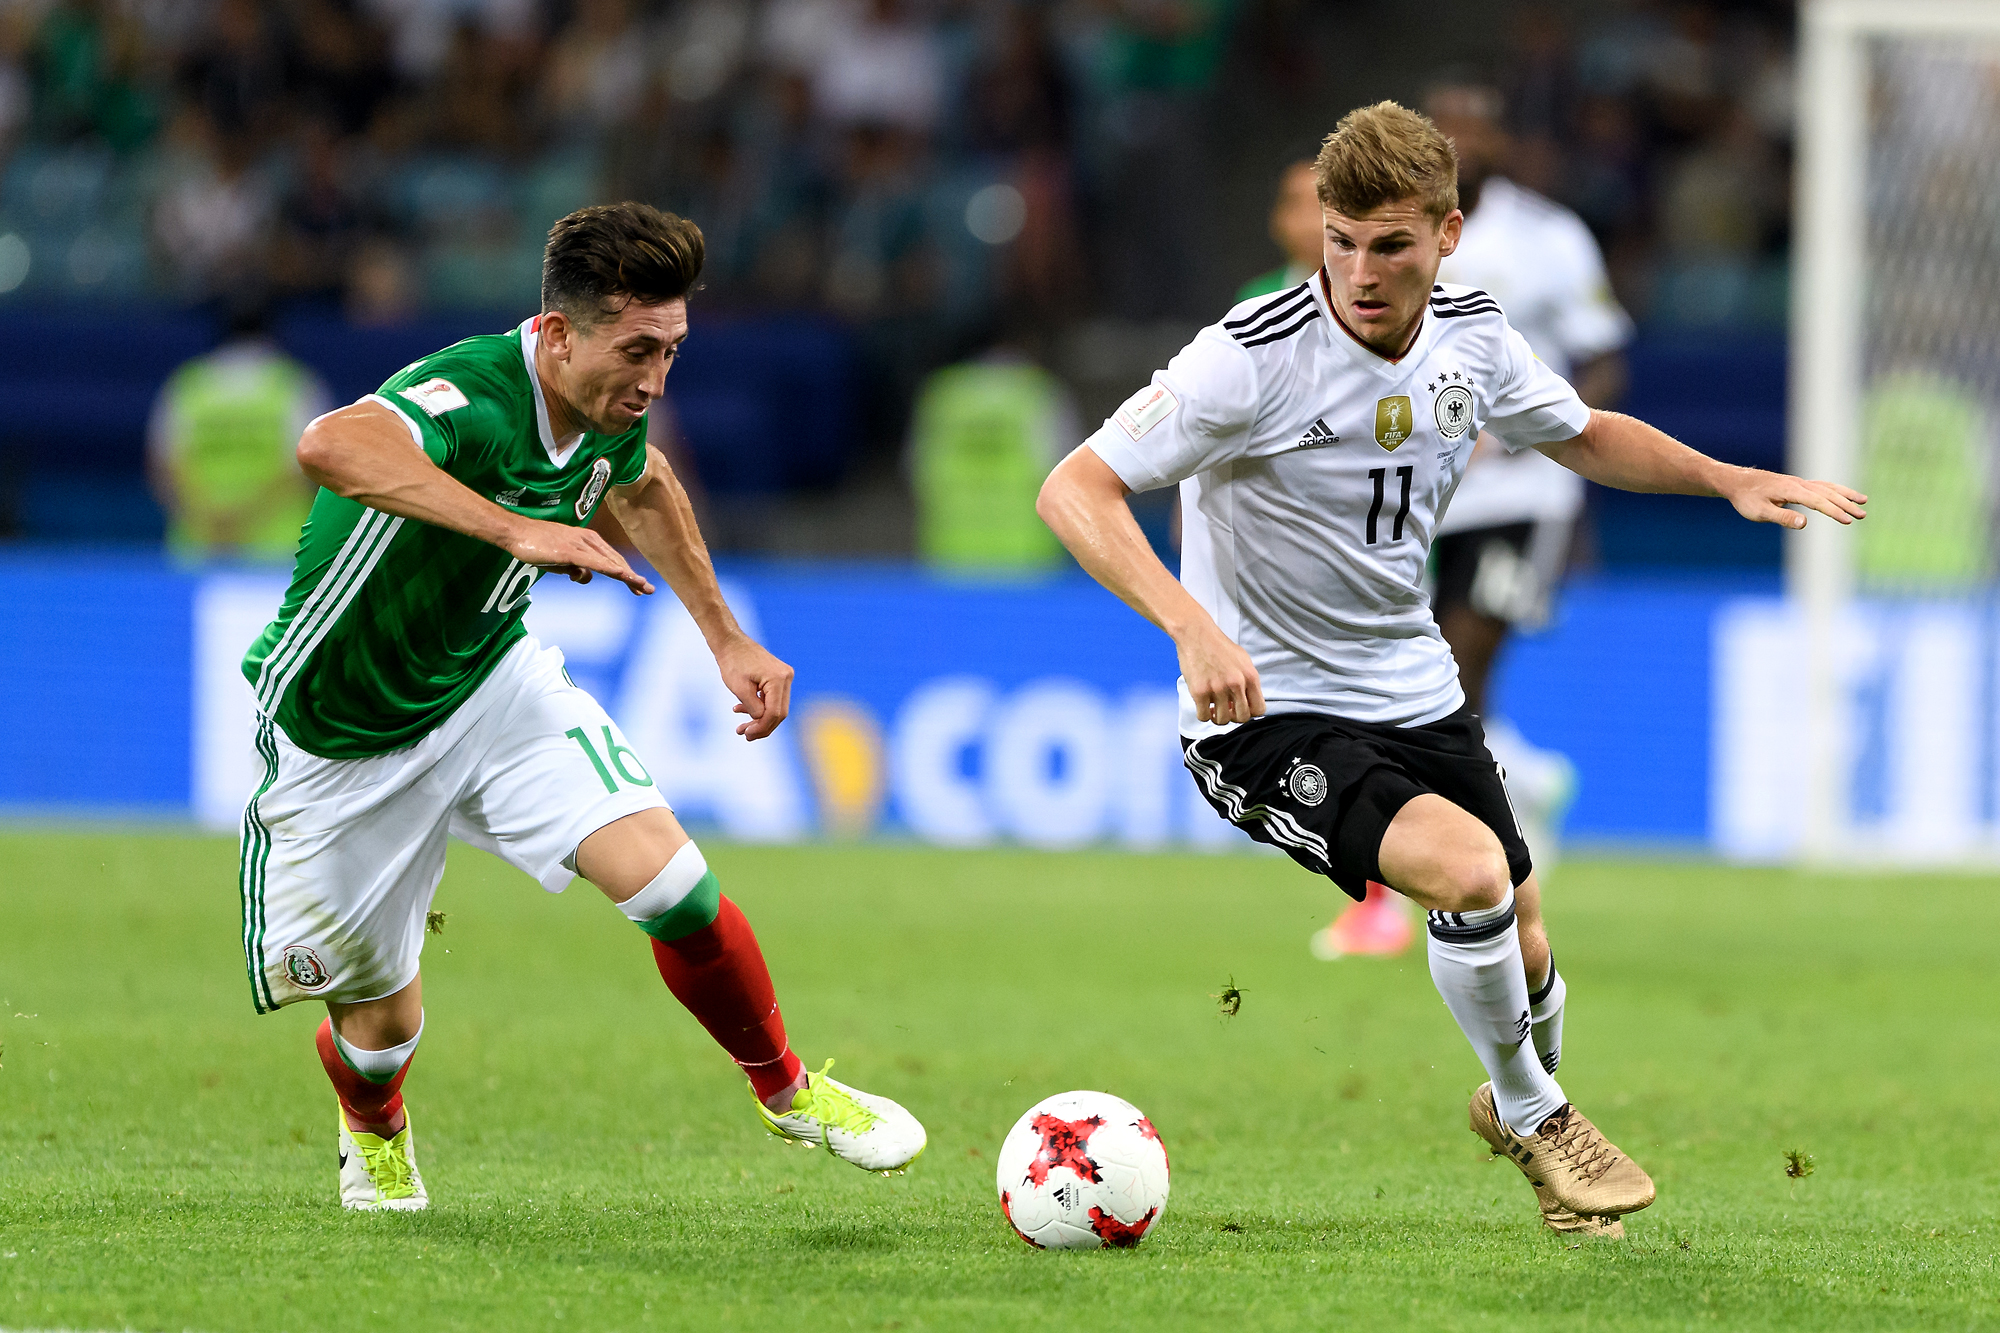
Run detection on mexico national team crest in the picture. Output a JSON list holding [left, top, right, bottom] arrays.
[[1286, 761, 1328, 806], [1374, 396, 1413, 451], [1434, 384, 1474, 440], [282, 944, 331, 991], [575, 456, 612, 520]]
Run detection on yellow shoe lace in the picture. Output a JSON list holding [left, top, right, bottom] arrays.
[[354, 1128, 418, 1200], [792, 1059, 882, 1137]]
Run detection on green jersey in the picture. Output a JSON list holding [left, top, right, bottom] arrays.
[[243, 318, 648, 759]]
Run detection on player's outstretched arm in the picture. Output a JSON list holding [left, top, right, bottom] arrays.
[[297, 401, 655, 593], [602, 445, 793, 740], [1539, 409, 1867, 530], [1037, 445, 1264, 726]]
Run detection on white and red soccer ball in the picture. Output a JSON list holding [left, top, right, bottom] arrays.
[[995, 1090, 1170, 1250]]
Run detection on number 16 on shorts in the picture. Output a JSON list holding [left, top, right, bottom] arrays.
[[566, 725, 654, 793]]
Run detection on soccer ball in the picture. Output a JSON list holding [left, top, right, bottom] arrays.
[[995, 1090, 1170, 1249]]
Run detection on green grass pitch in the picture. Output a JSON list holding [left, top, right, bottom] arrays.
[[2, 831, 1996, 1332]]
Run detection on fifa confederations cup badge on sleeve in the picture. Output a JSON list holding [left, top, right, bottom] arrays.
[[1285, 759, 1328, 807], [282, 944, 332, 991]]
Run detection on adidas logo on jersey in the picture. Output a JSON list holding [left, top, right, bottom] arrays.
[[1295, 418, 1340, 450]]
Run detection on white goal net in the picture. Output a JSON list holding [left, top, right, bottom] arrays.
[[1780, 0, 2000, 862]]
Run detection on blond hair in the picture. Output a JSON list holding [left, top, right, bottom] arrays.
[[1314, 101, 1459, 222]]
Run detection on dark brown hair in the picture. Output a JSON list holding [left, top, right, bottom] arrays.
[[1314, 101, 1459, 223], [541, 203, 705, 328]]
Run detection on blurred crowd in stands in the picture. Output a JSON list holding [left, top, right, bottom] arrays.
[[3, 0, 1797, 330], [0, 0, 1803, 556]]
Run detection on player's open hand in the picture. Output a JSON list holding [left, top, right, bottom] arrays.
[[1178, 624, 1265, 726], [1719, 469, 1868, 530], [504, 519, 655, 595], [715, 635, 794, 740]]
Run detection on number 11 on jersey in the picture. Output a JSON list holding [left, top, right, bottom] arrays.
[[1366, 466, 1413, 545]]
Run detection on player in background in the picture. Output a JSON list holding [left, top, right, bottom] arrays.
[[1307, 79, 1634, 961], [241, 203, 925, 1211], [1238, 155, 1326, 302], [1038, 103, 1863, 1236], [1427, 77, 1628, 865]]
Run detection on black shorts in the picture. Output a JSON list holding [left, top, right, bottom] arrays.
[[1182, 707, 1531, 901], [1432, 520, 1567, 627]]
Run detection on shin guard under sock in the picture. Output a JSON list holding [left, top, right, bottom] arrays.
[[1425, 889, 1566, 1135], [650, 893, 804, 1103]]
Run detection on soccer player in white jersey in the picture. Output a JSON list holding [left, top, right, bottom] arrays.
[[241, 204, 925, 1210], [1307, 82, 1634, 960], [1037, 103, 1864, 1236]]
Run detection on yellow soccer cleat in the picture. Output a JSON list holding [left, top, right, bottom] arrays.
[[337, 1106, 429, 1211], [756, 1059, 927, 1174]]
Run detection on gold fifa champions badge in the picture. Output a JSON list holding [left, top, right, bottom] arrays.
[[1374, 396, 1413, 451]]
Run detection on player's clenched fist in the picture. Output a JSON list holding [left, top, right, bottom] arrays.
[[504, 518, 655, 595], [1176, 625, 1266, 726]]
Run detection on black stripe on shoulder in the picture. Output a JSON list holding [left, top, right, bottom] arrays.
[[1229, 292, 1318, 343], [1433, 303, 1502, 319], [1430, 288, 1493, 308], [1224, 284, 1312, 331], [1239, 306, 1322, 348]]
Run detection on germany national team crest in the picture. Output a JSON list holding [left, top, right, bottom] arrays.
[[1434, 384, 1474, 439], [282, 944, 331, 991], [1374, 396, 1413, 451], [1286, 761, 1328, 806], [575, 456, 612, 521]]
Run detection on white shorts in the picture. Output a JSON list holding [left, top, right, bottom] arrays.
[[238, 636, 668, 1013]]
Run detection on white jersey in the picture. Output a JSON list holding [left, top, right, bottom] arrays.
[[1435, 177, 1630, 532], [1085, 276, 1590, 734]]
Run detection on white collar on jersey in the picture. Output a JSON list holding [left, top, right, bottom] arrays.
[[518, 317, 585, 469]]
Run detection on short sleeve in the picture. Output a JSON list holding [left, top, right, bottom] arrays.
[[1547, 218, 1632, 366], [368, 369, 476, 468], [1083, 326, 1260, 492], [1487, 323, 1592, 452]]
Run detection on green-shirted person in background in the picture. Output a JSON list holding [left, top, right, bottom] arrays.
[[148, 303, 329, 561], [1238, 155, 1326, 302], [909, 329, 1078, 571]]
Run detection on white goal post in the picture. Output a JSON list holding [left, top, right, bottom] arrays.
[[1790, 0, 2000, 862]]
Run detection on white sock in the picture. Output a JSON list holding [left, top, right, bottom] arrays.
[[617, 841, 708, 923], [1425, 889, 1566, 1135], [333, 1013, 424, 1084], [1530, 958, 1565, 1075]]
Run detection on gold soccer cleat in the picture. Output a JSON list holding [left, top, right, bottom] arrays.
[[1470, 1082, 1652, 1223]]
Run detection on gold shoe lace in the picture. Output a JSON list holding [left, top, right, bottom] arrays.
[[1538, 1107, 1619, 1184]]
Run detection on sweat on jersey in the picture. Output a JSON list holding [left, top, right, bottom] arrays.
[[242, 317, 648, 759], [1434, 177, 1631, 533], [1084, 277, 1591, 735]]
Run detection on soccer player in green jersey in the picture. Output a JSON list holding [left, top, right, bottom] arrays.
[[240, 203, 926, 1210]]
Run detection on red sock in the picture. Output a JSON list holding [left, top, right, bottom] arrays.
[[650, 895, 804, 1102], [315, 1018, 412, 1131]]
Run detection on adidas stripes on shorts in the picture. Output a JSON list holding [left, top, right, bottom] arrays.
[[238, 637, 668, 1014], [1181, 706, 1531, 900]]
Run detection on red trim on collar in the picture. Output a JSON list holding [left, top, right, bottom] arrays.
[[1321, 269, 1424, 364]]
